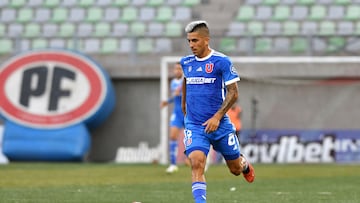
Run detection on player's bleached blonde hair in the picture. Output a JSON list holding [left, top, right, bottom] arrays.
[[184, 20, 209, 36]]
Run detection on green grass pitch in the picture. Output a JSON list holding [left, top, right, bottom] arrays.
[[0, 163, 359, 203]]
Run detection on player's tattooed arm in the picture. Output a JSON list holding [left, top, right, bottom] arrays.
[[203, 82, 238, 133], [214, 82, 239, 120]]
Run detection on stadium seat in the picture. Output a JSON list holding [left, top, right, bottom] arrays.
[[334, 0, 351, 5], [49, 38, 66, 49], [96, 0, 111, 7], [67, 39, 83, 50], [281, 0, 296, 4], [24, 23, 41, 38], [17, 8, 33, 24], [263, 0, 280, 6], [255, 38, 272, 53], [104, 8, 120, 22], [312, 38, 327, 52], [235, 6, 255, 22], [113, 0, 130, 7], [283, 21, 300, 36], [318, 21, 335, 36], [119, 38, 133, 53], [355, 22, 360, 35], [86, 7, 103, 23], [182, 0, 201, 7], [136, 38, 153, 54], [291, 6, 308, 20], [165, 22, 182, 37], [227, 22, 246, 36], [83, 39, 100, 53], [155, 38, 172, 53], [1, 8, 16, 23], [79, 0, 94, 7], [167, 0, 182, 6], [346, 37, 360, 52], [62, 0, 77, 7], [8, 24, 23, 37], [52, 8, 68, 23], [273, 37, 290, 52], [77, 23, 93, 37], [155, 6, 173, 22], [94, 22, 111, 37], [297, 0, 315, 5], [301, 21, 318, 35], [44, 0, 60, 8], [43, 23, 58, 37], [10, 0, 26, 8], [219, 37, 237, 53], [265, 21, 282, 36], [139, 7, 156, 22], [256, 6, 272, 21], [34, 8, 51, 22], [28, 0, 44, 7], [32, 39, 48, 49], [130, 22, 146, 36], [147, 0, 164, 7], [69, 8, 86, 22], [327, 5, 345, 20], [291, 37, 308, 53], [247, 21, 264, 36], [0, 0, 9, 8], [308, 5, 326, 21], [148, 22, 164, 37], [59, 22, 76, 37], [0, 24, 5, 37], [20, 39, 30, 51], [273, 5, 290, 21], [0, 39, 13, 54], [113, 23, 129, 36], [327, 37, 346, 52], [121, 7, 138, 22], [101, 38, 119, 53], [174, 7, 191, 21], [345, 5, 360, 21], [337, 21, 354, 36]]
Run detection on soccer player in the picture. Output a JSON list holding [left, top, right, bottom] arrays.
[[180, 20, 255, 203], [160, 62, 185, 173]]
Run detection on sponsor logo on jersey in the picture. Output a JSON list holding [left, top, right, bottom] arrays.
[[186, 77, 216, 84]]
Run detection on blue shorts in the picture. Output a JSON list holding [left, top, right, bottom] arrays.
[[183, 122, 240, 160], [170, 111, 184, 129]]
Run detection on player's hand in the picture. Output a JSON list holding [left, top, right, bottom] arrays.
[[202, 116, 220, 134], [160, 101, 168, 109]]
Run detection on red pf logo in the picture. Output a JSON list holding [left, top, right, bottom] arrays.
[[0, 50, 106, 128], [205, 63, 214, 73]]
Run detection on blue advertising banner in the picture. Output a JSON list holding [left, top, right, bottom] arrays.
[[240, 130, 360, 164]]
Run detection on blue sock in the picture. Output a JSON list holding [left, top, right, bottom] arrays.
[[169, 140, 178, 165], [192, 182, 207, 203]]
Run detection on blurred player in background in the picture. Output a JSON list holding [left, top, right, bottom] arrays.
[[180, 20, 255, 203], [228, 102, 242, 138], [160, 62, 185, 173]]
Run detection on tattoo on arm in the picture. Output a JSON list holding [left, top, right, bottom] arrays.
[[214, 82, 239, 120]]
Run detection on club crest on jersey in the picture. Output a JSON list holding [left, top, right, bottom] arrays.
[[230, 66, 238, 75], [205, 63, 213, 73]]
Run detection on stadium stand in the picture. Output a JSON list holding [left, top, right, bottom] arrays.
[[0, 0, 359, 67]]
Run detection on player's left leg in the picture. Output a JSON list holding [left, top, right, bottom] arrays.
[[166, 126, 181, 173], [225, 155, 255, 183]]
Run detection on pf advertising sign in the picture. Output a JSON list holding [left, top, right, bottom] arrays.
[[0, 49, 115, 161]]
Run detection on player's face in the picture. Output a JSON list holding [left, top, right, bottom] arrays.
[[173, 64, 183, 79], [187, 32, 210, 58]]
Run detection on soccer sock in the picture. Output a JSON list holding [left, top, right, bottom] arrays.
[[242, 161, 250, 174], [192, 182, 207, 203], [169, 140, 178, 165]]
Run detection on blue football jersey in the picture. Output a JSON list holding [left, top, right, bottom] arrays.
[[180, 50, 240, 125]]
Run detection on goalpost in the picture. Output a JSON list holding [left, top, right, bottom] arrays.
[[159, 56, 360, 164]]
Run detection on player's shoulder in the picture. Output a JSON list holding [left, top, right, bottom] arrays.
[[180, 54, 196, 66], [212, 50, 231, 61]]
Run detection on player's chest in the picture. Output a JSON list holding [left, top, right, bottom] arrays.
[[185, 62, 219, 77]]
